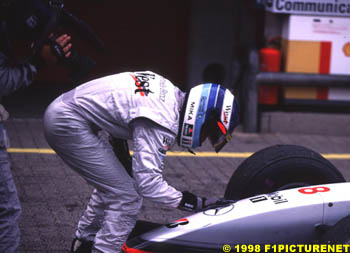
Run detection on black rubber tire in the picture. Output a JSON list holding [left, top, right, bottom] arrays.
[[319, 215, 350, 246], [224, 144, 345, 200]]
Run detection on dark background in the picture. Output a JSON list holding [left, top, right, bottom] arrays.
[[3, 0, 197, 117], [35, 0, 189, 88], [3, 0, 268, 118]]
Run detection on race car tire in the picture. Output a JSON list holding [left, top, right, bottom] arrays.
[[319, 215, 350, 245], [224, 144, 345, 200]]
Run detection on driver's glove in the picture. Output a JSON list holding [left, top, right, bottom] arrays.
[[178, 191, 234, 212]]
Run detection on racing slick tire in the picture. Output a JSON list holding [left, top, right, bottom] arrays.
[[224, 144, 345, 200]]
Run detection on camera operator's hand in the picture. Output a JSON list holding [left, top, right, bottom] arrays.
[[40, 34, 72, 65]]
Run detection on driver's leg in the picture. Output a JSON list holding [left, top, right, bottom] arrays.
[[44, 96, 143, 252]]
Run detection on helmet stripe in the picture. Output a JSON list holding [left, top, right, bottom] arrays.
[[206, 83, 219, 118], [215, 86, 226, 114], [192, 84, 210, 148]]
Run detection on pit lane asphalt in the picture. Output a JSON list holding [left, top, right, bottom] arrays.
[[4, 119, 350, 252]]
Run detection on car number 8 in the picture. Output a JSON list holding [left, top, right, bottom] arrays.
[[298, 186, 330, 194]]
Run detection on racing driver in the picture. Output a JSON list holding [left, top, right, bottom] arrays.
[[43, 70, 239, 253]]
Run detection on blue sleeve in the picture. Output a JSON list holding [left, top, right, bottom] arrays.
[[0, 52, 37, 96]]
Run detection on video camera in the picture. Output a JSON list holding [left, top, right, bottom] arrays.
[[0, 0, 104, 83]]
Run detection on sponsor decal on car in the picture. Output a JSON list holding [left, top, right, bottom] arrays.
[[298, 186, 330, 194], [249, 192, 288, 205], [166, 218, 189, 228], [267, 192, 288, 204], [250, 195, 268, 203]]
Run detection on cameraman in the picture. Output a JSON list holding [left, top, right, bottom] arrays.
[[0, 0, 72, 252]]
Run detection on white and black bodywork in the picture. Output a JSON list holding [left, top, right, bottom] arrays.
[[123, 145, 350, 252], [124, 183, 350, 252]]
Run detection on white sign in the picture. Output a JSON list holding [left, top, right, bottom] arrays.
[[262, 0, 350, 17]]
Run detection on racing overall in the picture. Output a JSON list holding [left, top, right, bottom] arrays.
[[43, 71, 185, 252], [0, 51, 38, 252]]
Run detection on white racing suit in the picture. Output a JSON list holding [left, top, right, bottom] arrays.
[[43, 71, 185, 252]]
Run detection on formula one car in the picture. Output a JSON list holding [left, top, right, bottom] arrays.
[[123, 145, 350, 252]]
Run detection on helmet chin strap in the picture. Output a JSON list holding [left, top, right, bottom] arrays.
[[213, 133, 232, 153]]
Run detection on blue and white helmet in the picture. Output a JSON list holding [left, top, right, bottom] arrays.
[[179, 83, 239, 152]]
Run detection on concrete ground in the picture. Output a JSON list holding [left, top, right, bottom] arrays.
[[3, 117, 350, 252]]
